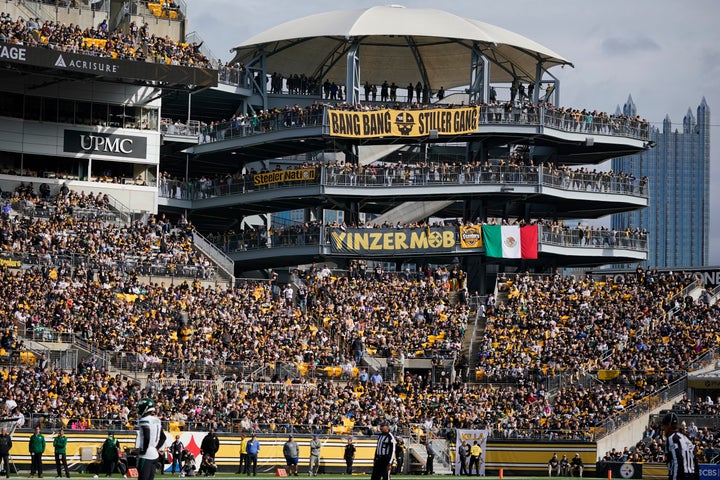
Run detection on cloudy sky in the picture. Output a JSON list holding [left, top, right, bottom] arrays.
[[183, 0, 720, 264]]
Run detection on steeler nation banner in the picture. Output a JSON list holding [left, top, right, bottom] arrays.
[[329, 227, 457, 255], [327, 106, 480, 138], [253, 167, 317, 187]]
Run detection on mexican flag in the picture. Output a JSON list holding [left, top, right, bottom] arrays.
[[482, 225, 538, 259]]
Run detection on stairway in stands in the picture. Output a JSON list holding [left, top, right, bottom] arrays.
[[464, 279, 508, 381]]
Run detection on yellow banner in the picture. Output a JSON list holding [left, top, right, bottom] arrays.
[[253, 167, 316, 187], [459, 225, 483, 248], [0, 258, 21, 268], [597, 370, 620, 381], [327, 106, 480, 138]]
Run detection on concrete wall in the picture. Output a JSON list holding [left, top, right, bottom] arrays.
[[595, 396, 681, 460]]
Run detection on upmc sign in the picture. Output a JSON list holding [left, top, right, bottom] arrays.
[[700, 464, 720, 480], [64, 130, 148, 160]]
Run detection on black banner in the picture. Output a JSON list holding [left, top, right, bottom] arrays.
[[329, 227, 457, 255], [0, 42, 217, 88], [64, 130, 148, 159]]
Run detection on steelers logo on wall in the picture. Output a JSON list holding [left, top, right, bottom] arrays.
[[395, 112, 415, 135], [619, 463, 635, 478]]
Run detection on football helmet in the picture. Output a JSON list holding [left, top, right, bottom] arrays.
[[137, 398, 156, 417]]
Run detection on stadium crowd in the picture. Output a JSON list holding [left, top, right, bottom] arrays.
[[0, 12, 211, 67], [476, 270, 719, 390], [0, 359, 678, 440], [1, 240, 717, 440], [1, 185, 216, 278]]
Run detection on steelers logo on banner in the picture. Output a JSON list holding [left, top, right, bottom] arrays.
[[427, 231, 443, 248], [619, 463, 635, 478], [395, 112, 415, 135]]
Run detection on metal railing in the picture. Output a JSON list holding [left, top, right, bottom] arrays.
[[666, 279, 704, 319], [592, 376, 688, 440], [161, 119, 202, 137], [160, 164, 648, 201], [191, 232, 236, 284], [0, 251, 218, 281], [538, 225, 648, 251], [14, 203, 126, 224], [217, 65, 253, 88], [180, 104, 649, 144], [205, 222, 648, 256]]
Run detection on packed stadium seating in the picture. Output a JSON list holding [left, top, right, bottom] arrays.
[[0, 13, 209, 67], [1, 186, 215, 278], [477, 271, 718, 389], [3, 229, 718, 441]]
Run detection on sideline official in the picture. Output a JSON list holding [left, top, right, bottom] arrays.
[[371, 421, 396, 480], [663, 413, 699, 480]]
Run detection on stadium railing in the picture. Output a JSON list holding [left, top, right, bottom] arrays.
[[186, 104, 649, 143], [12, 202, 126, 223], [592, 376, 687, 440], [666, 278, 705, 320], [204, 223, 647, 256], [0, 251, 218, 281], [22, 412, 596, 440], [159, 164, 648, 201]]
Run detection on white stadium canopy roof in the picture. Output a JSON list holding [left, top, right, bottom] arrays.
[[230, 5, 572, 89]]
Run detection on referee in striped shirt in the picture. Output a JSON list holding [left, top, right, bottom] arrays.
[[371, 421, 396, 480], [662, 412, 699, 480]]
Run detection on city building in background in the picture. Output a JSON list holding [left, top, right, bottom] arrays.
[[612, 96, 710, 268]]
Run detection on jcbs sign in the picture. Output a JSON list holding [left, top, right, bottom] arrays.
[[700, 464, 720, 480], [64, 130, 148, 159]]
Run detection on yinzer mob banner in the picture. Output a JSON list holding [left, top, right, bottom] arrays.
[[330, 227, 457, 255], [327, 107, 480, 138], [253, 167, 317, 187]]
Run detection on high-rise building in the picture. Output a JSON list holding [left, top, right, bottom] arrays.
[[611, 96, 710, 268]]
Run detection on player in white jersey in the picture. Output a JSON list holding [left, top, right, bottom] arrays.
[[135, 398, 166, 480]]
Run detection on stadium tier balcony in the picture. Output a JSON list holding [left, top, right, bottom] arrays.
[[168, 103, 649, 144], [203, 221, 647, 255]]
